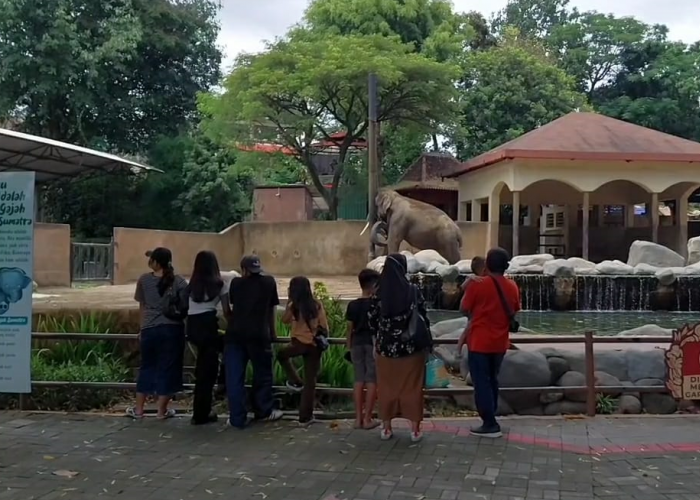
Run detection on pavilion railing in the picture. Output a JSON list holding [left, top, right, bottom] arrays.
[[12, 332, 673, 418]]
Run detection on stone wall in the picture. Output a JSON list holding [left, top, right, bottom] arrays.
[[34, 223, 71, 287]]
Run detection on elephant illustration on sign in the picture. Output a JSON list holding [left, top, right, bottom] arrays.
[[0, 267, 32, 315], [361, 190, 462, 264]]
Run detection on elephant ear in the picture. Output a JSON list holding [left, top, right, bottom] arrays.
[[377, 192, 393, 218]]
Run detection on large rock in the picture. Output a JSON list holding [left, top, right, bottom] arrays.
[[455, 259, 472, 274], [641, 393, 677, 414], [633, 263, 660, 275], [547, 356, 570, 384], [688, 236, 700, 265], [655, 268, 677, 286], [594, 371, 622, 397], [431, 317, 467, 337], [544, 401, 587, 415], [567, 257, 597, 275], [617, 324, 672, 337], [543, 259, 576, 277], [540, 392, 564, 404], [498, 351, 552, 410], [556, 371, 587, 402], [433, 330, 463, 370], [595, 260, 634, 275], [558, 350, 628, 382], [414, 250, 448, 269], [625, 349, 666, 382], [435, 264, 460, 282], [628, 240, 685, 268], [510, 254, 554, 267], [405, 254, 424, 274], [508, 264, 544, 274], [367, 256, 386, 272], [634, 378, 664, 387], [617, 395, 642, 414]]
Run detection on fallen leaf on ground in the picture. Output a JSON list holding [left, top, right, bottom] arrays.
[[52, 470, 79, 478]]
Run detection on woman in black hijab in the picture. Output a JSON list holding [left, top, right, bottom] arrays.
[[368, 253, 431, 443]]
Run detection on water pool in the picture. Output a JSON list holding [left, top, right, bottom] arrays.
[[427, 310, 699, 336]]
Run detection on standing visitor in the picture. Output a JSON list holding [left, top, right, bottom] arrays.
[[345, 269, 380, 430], [456, 256, 486, 357], [225, 255, 283, 428], [186, 250, 231, 425], [461, 247, 520, 438], [278, 276, 328, 427], [128, 247, 188, 420], [369, 253, 432, 443]]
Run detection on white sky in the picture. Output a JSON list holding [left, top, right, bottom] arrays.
[[217, 0, 700, 71]]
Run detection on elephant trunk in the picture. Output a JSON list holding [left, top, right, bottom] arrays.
[[370, 220, 388, 247]]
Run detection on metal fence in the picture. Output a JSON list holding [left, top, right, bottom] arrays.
[[17, 332, 672, 417], [70, 240, 113, 282]]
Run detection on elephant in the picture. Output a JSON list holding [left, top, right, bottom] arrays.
[[361, 189, 462, 264]]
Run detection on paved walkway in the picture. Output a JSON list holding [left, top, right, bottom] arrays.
[[2, 413, 700, 499]]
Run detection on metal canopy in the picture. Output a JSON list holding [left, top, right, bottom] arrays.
[[0, 128, 161, 183]]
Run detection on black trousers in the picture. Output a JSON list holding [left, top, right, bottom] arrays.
[[186, 311, 222, 423]]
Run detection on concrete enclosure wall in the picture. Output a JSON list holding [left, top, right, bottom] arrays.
[[34, 223, 71, 287]]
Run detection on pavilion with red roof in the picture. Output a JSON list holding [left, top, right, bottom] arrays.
[[446, 112, 700, 262]]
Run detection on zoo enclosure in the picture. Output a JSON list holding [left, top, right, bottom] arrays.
[[18, 332, 673, 418]]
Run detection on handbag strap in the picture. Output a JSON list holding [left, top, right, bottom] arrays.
[[490, 275, 514, 320]]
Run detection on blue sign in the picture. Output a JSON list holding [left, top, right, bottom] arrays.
[[0, 172, 35, 394]]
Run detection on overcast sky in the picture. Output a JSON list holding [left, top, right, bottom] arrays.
[[217, 0, 699, 71]]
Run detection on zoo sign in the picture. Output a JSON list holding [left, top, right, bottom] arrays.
[[0, 172, 35, 394], [665, 322, 700, 400]]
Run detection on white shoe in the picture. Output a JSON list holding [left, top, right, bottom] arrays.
[[410, 431, 423, 443], [380, 428, 393, 441], [262, 409, 284, 422]]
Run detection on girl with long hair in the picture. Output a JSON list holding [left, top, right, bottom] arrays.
[[187, 250, 231, 425], [128, 247, 188, 420], [368, 253, 432, 442], [278, 276, 328, 426]]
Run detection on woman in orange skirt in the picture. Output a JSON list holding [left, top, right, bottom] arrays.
[[368, 254, 432, 443]]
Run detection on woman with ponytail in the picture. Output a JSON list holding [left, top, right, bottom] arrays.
[[127, 247, 188, 420]]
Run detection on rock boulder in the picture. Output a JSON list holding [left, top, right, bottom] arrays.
[[544, 401, 587, 415], [595, 260, 634, 275], [556, 371, 587, 402], [499, 351, 552, 410], [366, 256, 386, 272], [617, 395, 642, 414], [455, 259, 472, 274], [625, 349, 666, 382], [510, 254, 554, 267], [617, 324, 672, 337], [414, 250, 448, 268], [627, 240, 685, 268], [567, 257, 597, 274]]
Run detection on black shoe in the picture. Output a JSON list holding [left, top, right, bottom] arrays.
[[191, 413, 219, 426], [470, 425, 502, 438]]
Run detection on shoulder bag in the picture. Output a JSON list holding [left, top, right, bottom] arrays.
[[401, 285, 433, 351], [490, 276, 520, 333], [162, 280, 189, 321]]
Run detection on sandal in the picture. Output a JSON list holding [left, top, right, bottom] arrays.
[[157, 408, 177, 420], [126, 407, 144, 420]]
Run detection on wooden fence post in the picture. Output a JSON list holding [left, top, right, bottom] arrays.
[[584, 331, 596, 417]]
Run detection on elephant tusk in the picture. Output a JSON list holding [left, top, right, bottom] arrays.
[[360, 221, 370, 236]]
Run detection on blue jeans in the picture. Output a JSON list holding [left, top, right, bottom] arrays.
[[136, 324, 185, 396], [468, 352, 505, 428], [224, 341, 274, 427]]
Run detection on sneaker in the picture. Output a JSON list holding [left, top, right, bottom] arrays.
[[286, 381, 303, 393], [410, 431, 423, 443], [470, 425, 502, 438], [261, 409, 284, 422], [380, 428, 393, 441], [125, 407, 144, 420]]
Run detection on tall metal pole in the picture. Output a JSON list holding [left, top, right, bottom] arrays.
[[367, 73, 379, 261]]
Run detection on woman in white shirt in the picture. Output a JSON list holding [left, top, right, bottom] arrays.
[[186, 251, 231, 425]]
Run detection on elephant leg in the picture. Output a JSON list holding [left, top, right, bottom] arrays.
[[386, 232, 402, 255], [443, 246, 461, 265]]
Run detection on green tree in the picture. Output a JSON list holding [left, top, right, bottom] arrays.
[[492, 0, 573, 40], [0, 0, 221, 152], [201, 31, 458, 218], [550, 12, 664, 97], [455, 33, 587, 160], [593, 41, 700, 141], [177, 137, 255, 231]]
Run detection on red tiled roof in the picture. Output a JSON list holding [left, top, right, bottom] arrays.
[[393, 152, 459, 192], [237, 143, 296, 155], [447, 112, 700, 177]]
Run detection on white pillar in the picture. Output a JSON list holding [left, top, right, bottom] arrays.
[[458, 201, 468, 221], [678, 196, 689, 257], [582, 192, 590, 261], [487, 192, 500, 249], [625, 204, 635, 228], [512, 191, 520, 257], [471, 200, 481, 222], [651, 193, 659, 243], [527, 204, 539, 227]]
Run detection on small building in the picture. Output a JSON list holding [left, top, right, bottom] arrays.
[[391, 152, 461, 220], [446, 112, 700, 261], [253, 185, 314, 222]]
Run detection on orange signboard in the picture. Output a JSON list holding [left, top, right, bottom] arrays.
[[665, 323, 700, 400]]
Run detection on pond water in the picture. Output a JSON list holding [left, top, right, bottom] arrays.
[[427, 310, 699, 336]]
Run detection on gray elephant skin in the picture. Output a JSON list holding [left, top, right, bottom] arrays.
[[363, 190, 462, 264]]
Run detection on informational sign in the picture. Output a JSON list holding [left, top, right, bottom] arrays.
[[665, 322, 700, 400], [0, 172, 35, 394]]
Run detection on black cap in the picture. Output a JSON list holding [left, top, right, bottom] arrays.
[[240, 255, 262, 274]]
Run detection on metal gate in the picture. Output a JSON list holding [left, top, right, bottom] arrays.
[[71, 240, 114, 283]]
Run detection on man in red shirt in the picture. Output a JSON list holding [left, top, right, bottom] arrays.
[[460, 247, 521, 438]]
